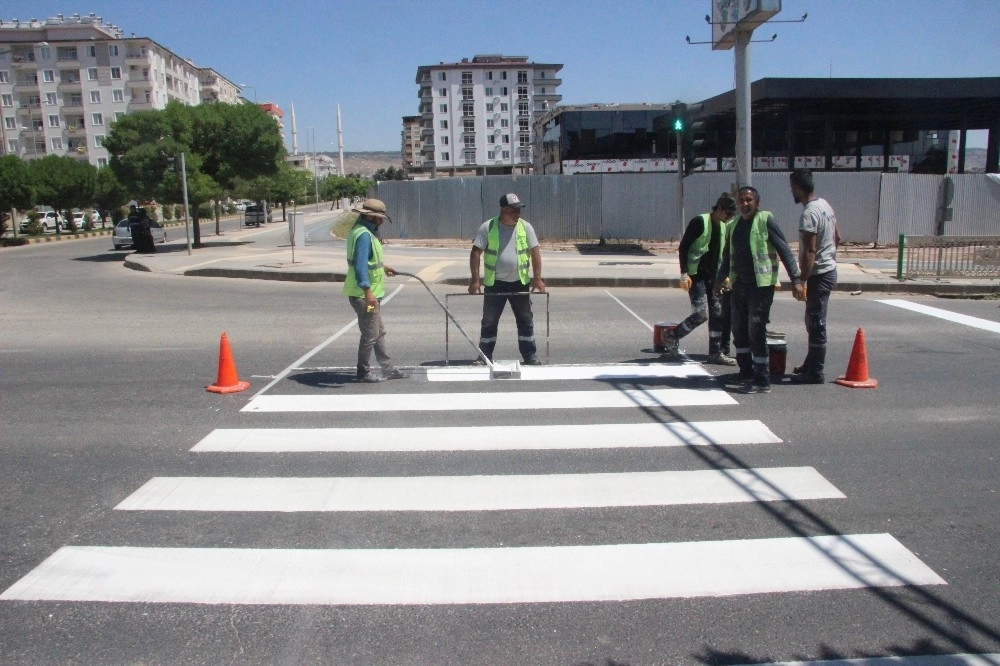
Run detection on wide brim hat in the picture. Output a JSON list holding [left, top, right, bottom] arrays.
[[352, 198, 389, 219]]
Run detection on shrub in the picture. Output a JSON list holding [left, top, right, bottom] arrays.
[[82, 213, 94, 231], [197, 202, 214, 218], [162, 205, 174, 221]]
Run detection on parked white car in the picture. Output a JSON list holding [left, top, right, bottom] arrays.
[[112, 218, 166, 249], [19, 210, 63, 233], [70, 209, 102, 229]]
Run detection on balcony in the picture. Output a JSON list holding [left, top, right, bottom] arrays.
[[125, 50, 149, 64], [58, 78, 82, 90], [533, 75, 562, 87], [533, 91, 562, 102]]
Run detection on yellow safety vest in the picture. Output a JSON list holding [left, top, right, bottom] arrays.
[[343, 224, 385, 298], [483, 217, 530, 286]]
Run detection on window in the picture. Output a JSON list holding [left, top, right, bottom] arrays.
[[440, 136, 448, 145], [486, 103, 493, 112], [51, 137, 63, 151], [441, 151, 450, 160], [517, 70, 528, 83], [1, 94, 12, 107], [517, 86, 528, 100], [438, 104, 447, 113], [464, 151, 476, 164], [0, 72, 7, 83], [40, 46, 51, 59], [461, 86, 472, 100], [94, 135, 105, 147], [488, 72, 493, 80], [43, 70, 55, 82], [69, 93, 83, 106], [464, 135, 475, 147], [502, 150, 510, 159], [7, 139, 19, 153], [4, 117, 15, 129], [97, 157, 107, 167], [111, 67, 121, 79], [501, 71, 508, 80], [502, 134, 509, 144], [114, 111, 125, 122], [464, 118, 475, 132], [485, 87, 493, 96], [488, 135, 495, 144], [501, 119, 509, 128], [519, 134, 531, 146], [48, 114, 60, 128], [519, 118, 529, 131], [439, 88, 447, 97], [87, 46, 97, 58], [501, 87, 508, 96], [92, 112, 103, 126], [518, 101, 529, 115], [113, 89, 124, 102], [45, 92, 57, 105], [109, 45, 119, 57], [438, 72, 446, 81], [461, 71, 472, 84], [500, 103, 509, 112], [90, 90, 102, 103], [439, 119, 448, 129], [519, 148, 531, 162], [87, 67, 98, 81], [462, 103, 474, 117], [486, 119, 494, 128], [488, 151, 495, 160]]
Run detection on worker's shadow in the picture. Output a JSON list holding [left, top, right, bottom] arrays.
[[286, 370, 353, 389]]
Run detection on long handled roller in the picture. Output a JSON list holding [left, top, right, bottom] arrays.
[[394, 271, 520, 379]]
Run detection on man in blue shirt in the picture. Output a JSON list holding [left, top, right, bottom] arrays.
[[343, 199, 407, 383]]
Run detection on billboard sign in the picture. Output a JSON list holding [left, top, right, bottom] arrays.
[[712, 0, 782, 50]]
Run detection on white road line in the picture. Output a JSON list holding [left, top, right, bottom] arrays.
[[115, 467, 839, 512], [426, 363, 709, 382], [251, 284, 406, 398], [192, 420, 781, 452], [242, 388, 736, 412], [605, 290, 654, 330], [0, 534, 945, 605], [735, 655, 1000, 666], [878, 299, 1000, 334]]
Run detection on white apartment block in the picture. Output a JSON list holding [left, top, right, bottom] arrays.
[[401, 114, 422, 173], [0, 13, 242, 168], [414, 54, 562, 177]]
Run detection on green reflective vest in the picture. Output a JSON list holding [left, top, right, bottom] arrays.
[[727, 211, 779, 287], [686, 213, 728, 277], [342, 224, 385, 298], [483, 217, 530, 286]]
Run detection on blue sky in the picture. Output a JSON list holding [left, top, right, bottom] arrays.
[[7, 0, 998, 151]]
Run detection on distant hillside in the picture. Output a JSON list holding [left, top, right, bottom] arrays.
[[314, 151, 400, 177]]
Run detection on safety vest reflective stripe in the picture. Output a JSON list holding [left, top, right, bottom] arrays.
[[728, 211, 778, 288], [342, 224, 385, 298]]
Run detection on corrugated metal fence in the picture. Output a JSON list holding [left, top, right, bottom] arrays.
[[374, 173, 1000, 244]]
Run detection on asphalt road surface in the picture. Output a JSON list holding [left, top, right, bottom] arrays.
[[1, 231, 998, 665]]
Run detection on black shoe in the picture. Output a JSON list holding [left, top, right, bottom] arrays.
[[383, 367, 409, 380], [737, 380, 771, 394], [789, 371, 825, 384], [356, 371, 383, 383], [723, 372, 754, 384], [471, 358, 489, 366], [522, 356, 542, 365]]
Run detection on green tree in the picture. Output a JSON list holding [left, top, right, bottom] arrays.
[[27, 156, 97, 234], [0, 155, 35, 237], [94, 166, 128, 227]]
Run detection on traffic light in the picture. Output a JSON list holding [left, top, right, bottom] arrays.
[[672, 102, 686, 133], [682, 103, 706, 176]]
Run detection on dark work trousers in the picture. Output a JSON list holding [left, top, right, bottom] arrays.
[[802, 268, 837, 374], [673, 276, 731, 355], [731, 281, 775, 386], [479, 279, 537, 361], [349, 296, 393, 374]]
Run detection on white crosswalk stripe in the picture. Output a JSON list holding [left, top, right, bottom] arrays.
[[0, 534, 945, 605], [191, 420, 782, 452], [114, 467, 844, 512]]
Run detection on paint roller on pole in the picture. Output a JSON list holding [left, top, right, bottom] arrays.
[[394, 271, 520, 379]]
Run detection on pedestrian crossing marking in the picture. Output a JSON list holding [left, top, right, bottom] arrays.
[[192, 420, 781, 452], [426, 363, 711, 382], [242, 388, 736, 412], [114, 466, 842, 512], [878, 299, 1000, 334], [0, 534, 945, 605]]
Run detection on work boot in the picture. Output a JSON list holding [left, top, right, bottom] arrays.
[[383, 366, 409, 380], [356, 369, 383, 383], [736, 380, 772, 394], [661, 330, 681, 358], [789, 371, 825, 384], [707, 352, 737, 366], [522, 356, 542, 365]]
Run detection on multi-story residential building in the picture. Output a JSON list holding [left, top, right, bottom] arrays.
[[414, 54, 562, 177], [401, 114, 421, 174], [0, 13, 242, 167]]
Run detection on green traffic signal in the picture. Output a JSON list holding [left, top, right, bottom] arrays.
[[673, 117, 684, 132]]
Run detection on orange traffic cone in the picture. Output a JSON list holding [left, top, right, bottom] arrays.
[[206, 332, 250, 394], [835, 327, 878, 388]]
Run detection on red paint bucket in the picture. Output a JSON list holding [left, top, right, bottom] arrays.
[[767, 337, 787, 377], [653, 323, 677, 352]]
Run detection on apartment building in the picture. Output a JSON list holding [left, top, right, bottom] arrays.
[[401, 114, 421, 173], [0, 13, 241, 167], [414, 54, 562, 177]]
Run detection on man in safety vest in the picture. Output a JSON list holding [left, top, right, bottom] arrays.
[[343, 198, 407, 383], [717, 186, 804, 394], [469, 193, 545, 365], [662, 192, 738, 365]]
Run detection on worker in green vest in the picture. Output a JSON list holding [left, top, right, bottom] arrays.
[[343, 199, 407, 383], [662, 192, 738, 365], [716, 186, 804, 394], [469, 193, 545, 365]]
